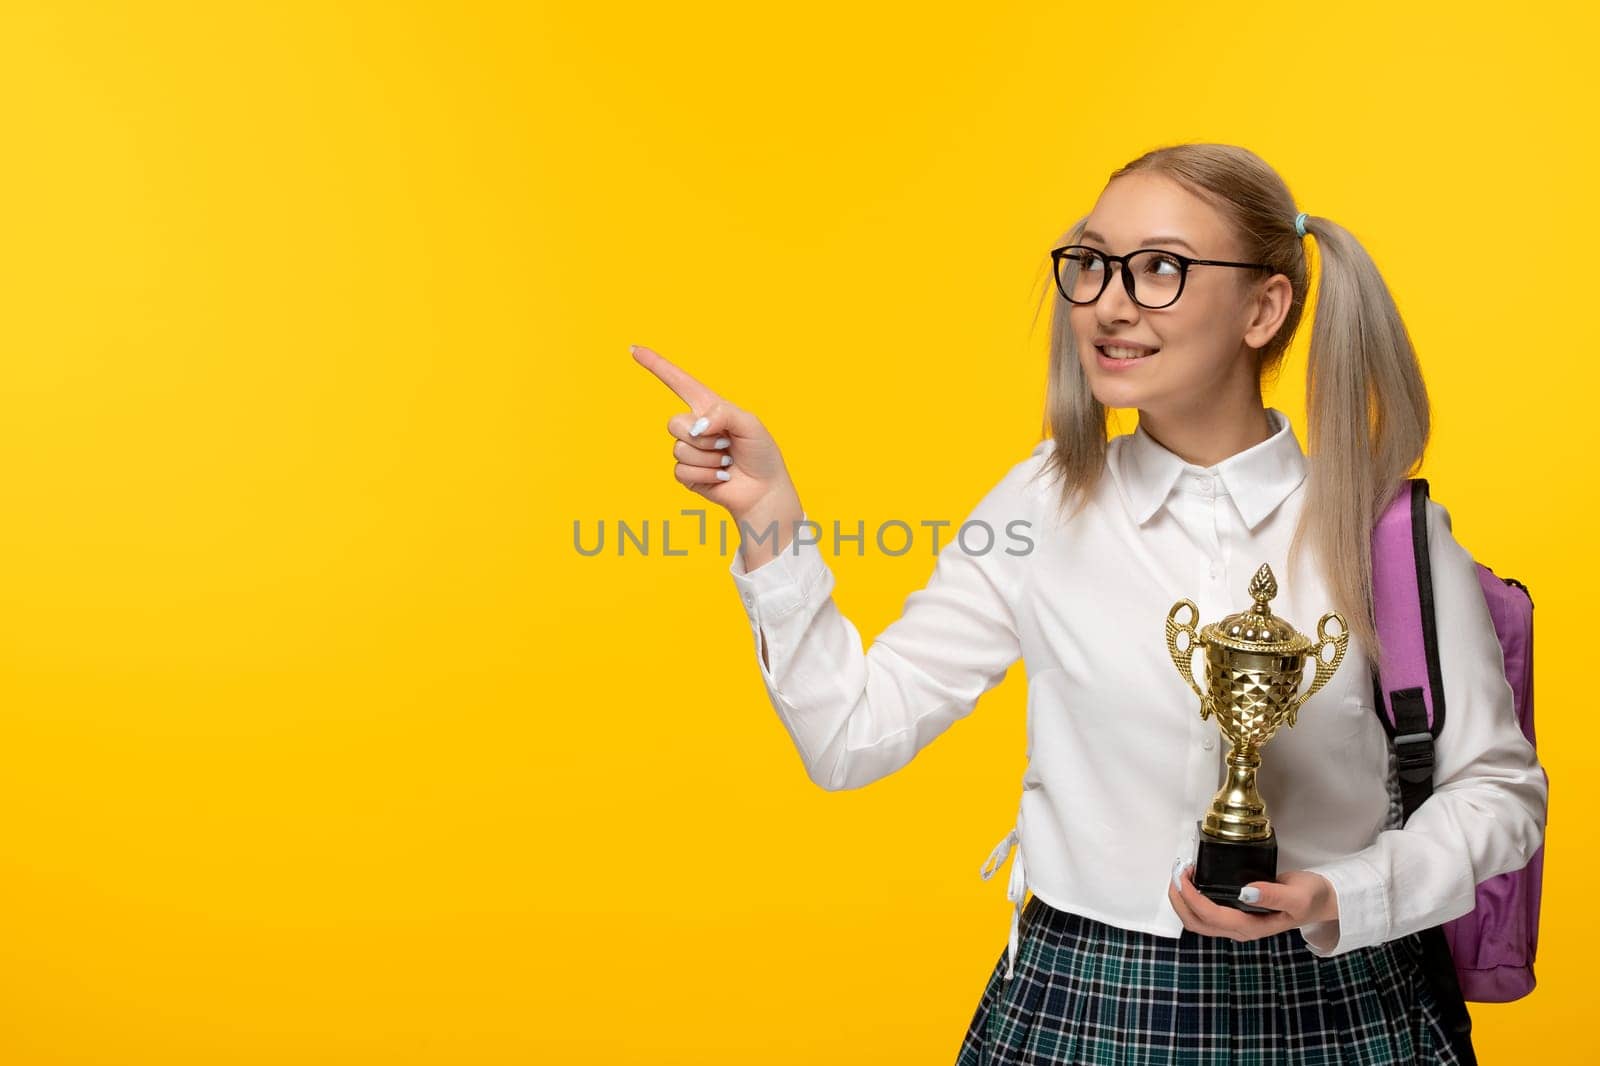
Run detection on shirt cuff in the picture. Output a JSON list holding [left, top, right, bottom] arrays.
[[1297, 855, 1390, 956], [728, 517, 829, 619]]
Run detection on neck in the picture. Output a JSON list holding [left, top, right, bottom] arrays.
[[1138, 400, 1274, 469]]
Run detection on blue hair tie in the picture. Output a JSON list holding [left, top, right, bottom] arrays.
[[1294, 212, 1309, 238]]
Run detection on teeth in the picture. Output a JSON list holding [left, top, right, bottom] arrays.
[[1102, 345, 1155, 360]]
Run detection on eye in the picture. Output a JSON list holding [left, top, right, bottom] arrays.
[[1071, 250, 1107, 273], [1143, 253, 1183, 276]]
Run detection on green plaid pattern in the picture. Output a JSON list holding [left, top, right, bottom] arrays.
[[956, 895, 1464, 1065]]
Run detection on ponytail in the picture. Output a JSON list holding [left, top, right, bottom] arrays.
[[1290, 213, 1429, 667]]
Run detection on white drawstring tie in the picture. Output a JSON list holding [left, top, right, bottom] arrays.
[[979, 827, 1027, 981]]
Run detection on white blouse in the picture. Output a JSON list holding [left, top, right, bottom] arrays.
[[727, 407, 1547, 980]]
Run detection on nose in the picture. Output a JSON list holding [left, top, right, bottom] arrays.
[[1094, 260, 1140, 323]]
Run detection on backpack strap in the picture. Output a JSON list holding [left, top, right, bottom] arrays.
[[1371, 477, 1447, 821], [1370, 476, 1478, 1065]]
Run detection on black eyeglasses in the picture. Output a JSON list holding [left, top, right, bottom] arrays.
[[1050, 244, 1275, 310]]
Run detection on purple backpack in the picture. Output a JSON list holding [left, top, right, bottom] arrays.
[[1371, 478, 1543, 1031]]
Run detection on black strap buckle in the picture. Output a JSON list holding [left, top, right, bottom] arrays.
[[1394, 730, 1436, 782]]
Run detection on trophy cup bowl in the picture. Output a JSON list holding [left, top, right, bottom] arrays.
[[1164, 563, 1348, 912]]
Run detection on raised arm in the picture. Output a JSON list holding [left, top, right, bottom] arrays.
[[634, 341, 1041, 791], [728, 455, 1040, 791]]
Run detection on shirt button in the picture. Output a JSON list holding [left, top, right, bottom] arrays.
[[1208, 563, 1220, 580], [1202, 735, 1216, 751]]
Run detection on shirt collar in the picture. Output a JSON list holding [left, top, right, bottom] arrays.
[[1119, 407, 1307, 531]]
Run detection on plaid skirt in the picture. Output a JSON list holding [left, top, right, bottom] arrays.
[[955, 894, 1466, 1066]]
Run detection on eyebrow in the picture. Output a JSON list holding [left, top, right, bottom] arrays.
[[1081, 230, 1198, 253]]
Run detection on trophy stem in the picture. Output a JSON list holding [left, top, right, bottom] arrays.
[[1201, 742, 1272, 843], [1195, 741, 1278, 913]]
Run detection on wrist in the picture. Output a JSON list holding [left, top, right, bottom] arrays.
[[734, 487, 806, 568], [1312, 873, 1339, 922]]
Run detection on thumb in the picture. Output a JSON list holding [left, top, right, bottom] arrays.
[[689, 399, 763, 442], [1237, 878, 1298, 914], [1240, 871, 1328, 918]]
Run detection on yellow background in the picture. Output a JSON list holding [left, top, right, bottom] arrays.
[[0, 1, 1590, 1062]]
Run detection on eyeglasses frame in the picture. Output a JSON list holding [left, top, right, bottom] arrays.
[[1050, 244, 1277, 310]]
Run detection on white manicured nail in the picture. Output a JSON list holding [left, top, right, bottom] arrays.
[[690, 416, 709, 437], [713, 437, 730, 449], [1172, 858, 1185, 891], [1238, 886, 1261, 904], [720, 455, 732, 466], [715, 469, 731, 481]]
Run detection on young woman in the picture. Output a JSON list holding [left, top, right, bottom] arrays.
[[632, 142, 1547, 1065]]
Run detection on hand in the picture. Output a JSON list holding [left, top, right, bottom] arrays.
[[632, 343, 796, 513], [1168, 861, 1338, 942]]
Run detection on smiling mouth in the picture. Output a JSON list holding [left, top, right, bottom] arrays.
[[1096, 344, 1160, 360]]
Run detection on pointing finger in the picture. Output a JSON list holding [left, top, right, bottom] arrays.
[[631, 344, 720, 413]]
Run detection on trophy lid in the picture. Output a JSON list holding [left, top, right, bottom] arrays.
[[1199, 563, 1312, 655]]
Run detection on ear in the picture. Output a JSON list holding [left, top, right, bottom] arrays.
[[1243, 273, 1294, 351]]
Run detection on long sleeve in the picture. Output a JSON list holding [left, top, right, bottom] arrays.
[[1297, 498, 1548, 956], [728, 458, 1038, 792]]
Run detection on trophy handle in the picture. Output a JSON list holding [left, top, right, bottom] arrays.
[[1285, 611, 1349, 727], [1165, 599, 1213, 720]]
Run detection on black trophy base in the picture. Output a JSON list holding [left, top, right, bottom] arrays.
[[1194, 822, 1277, 914]]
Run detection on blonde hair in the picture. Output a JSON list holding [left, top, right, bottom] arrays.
[[1028, 142, 1428, 667]]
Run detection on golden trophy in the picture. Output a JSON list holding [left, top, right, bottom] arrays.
[[1164, 563, 1349, 912]]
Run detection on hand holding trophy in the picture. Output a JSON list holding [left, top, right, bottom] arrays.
[[1165, 563, 1349, 912]]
